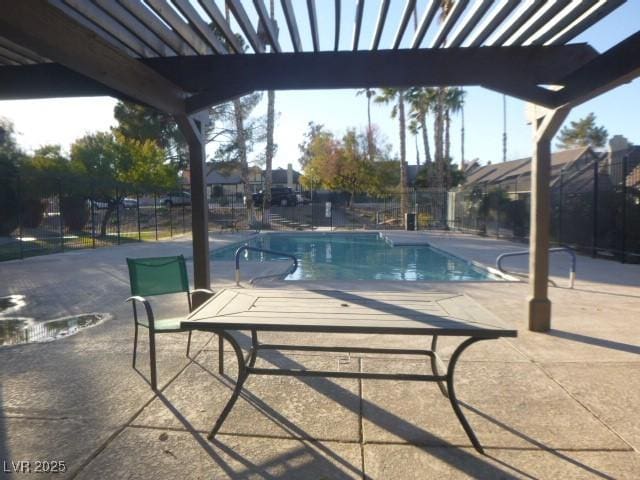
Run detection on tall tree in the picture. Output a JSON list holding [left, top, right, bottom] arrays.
[[113, 101, 187, 169], [70, 132, 175, 236], [556, 113, 608, 150], [263, 0, 277, 211], [374, 88, 409, 214]]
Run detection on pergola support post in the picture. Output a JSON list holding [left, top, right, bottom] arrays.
[[527, 106, 570, 332], [176, 113, 210, 293]]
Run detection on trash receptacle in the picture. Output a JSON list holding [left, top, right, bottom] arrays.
[[405, 213, 416, 231]]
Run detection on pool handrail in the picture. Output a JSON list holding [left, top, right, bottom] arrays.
[[496, 246, 576, 288], [235, 245, 298, 285]]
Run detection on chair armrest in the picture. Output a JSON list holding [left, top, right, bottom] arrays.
[[191, 288, 215, 296], [190, 289, 215, 311], [126, 296, 155, 326]]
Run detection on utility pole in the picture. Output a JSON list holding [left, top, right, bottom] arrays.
[[502, 95, 507, 162]]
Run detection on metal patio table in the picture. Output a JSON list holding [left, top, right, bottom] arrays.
[[182, 288, 517, 454]]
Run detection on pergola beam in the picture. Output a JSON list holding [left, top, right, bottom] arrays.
[[0, 0, 185, 114], [137, 44, 597, 112], [0, 63, 116, 99], [555, 30, 640, 107]]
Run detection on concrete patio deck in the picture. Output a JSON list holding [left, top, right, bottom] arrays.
[[1, 231, 638, 479]]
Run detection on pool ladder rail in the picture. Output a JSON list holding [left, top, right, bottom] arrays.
[[235, 245, 299, 285], [496, 246, 576, 289]]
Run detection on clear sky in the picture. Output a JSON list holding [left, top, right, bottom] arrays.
[[0, 1, 638, 171]]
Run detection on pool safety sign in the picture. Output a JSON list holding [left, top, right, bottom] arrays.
[[325, 202, 331, 218]]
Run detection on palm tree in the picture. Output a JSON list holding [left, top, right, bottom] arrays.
[[433, 0, 455, 188], [356, 88, 375, 162], [406, 87, 436, 165], [374, 88, 409, 214], [444, 87, 465, 168]]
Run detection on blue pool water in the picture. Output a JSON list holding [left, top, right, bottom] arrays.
[[212, 233, 497, 282]]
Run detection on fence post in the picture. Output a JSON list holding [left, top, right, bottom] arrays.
[[58, 178, 64, 252], [136, 192, 142, 242], [182, 197, 186, 234], [17, 175, 24, 260], [621, 155, 627, 263], [115, 185, 121, 245], [592, 157, 599, 257], [90, 181, 96, 248], [169, 200, 173, 238], [154, 192, 158, 241], [558, 169, 564, 244]]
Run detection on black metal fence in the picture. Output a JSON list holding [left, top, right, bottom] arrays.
[[1, 174, 193, 261], [449, 157, 640, 263], [3, 159, 638, 263], [248, 188, 448, 231]]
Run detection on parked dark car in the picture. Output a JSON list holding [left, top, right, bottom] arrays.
[[252, 187, 298, 206], [160, 191, 191, 207]]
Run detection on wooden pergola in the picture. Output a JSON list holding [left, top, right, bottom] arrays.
[[1, 1, 638, 331]]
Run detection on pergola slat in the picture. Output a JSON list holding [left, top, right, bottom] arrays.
[[171, 0, 229, 54], [0, 36, 48, 64], [504, 0, 571, 47], [281, 0, 303, 52], [144, 0, 213, 55], [334, 0, 341, 51], [547, 0, 626, 46], [307, 0, 320, 52], [50, 0, 141, 58], [253, 0, 282, 53], [353, 0, 365, 51], [487, 0, 546, 47], [447, 0, 493, 48], [93, 0, 176, 57], [0, 54, 19, 66], [0, 0, 185, 113], [118, 0, 197, 56], [197, 0, 243, 54], [62, 0, 157, 57], [0, 45, 35, 65], [393, 0, 417, 49], [411, 0, 439, 49], [466, 0, 520, 47], [226, 0, 265, 53], [370, 0, 390, 50], [525, 0, 598, 46], [430, 0, 470, 48]]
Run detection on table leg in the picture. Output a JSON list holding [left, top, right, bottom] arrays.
[[429, 335, 448, 398], [446, 337, 488, 454], [249, 329, 259, 367], [208, 331, 248, 440]]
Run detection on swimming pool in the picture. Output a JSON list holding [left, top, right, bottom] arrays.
[[212, 232, 499, 282]]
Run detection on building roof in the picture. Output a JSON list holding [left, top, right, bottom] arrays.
[[464, 147, 596, 188]]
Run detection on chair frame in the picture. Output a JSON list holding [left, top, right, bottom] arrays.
[[125, 256, 221, 390]]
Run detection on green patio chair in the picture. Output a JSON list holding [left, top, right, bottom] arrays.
[[125, 255, 218, 390]]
